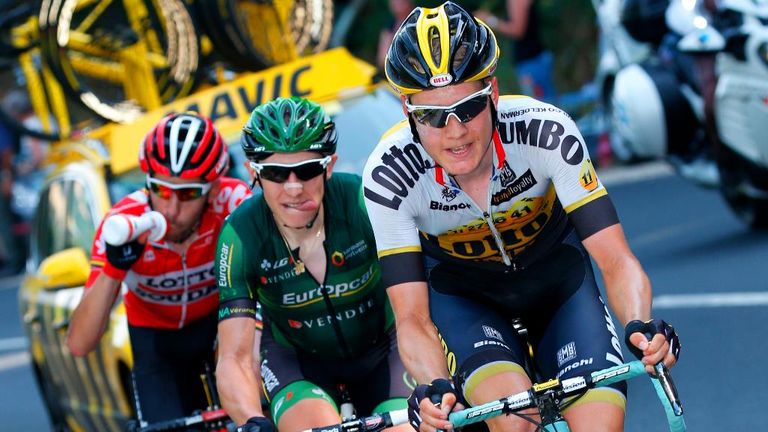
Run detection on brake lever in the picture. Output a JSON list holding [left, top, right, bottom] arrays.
[[654, 362, 684, 416]]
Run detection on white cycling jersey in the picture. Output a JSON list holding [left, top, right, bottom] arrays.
[[362, 96, 618, 286]]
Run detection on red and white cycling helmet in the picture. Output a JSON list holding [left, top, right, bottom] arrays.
[[139, 112, 229, 182]]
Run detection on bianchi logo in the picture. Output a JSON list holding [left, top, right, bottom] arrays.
[[261, 259, 272, 270]]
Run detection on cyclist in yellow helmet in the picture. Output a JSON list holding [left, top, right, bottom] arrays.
[[363, 2, 681, 432]]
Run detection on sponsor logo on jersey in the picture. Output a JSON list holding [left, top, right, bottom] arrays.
[[601, 295, 624, 367], [331, 251, 345, 267], [429, 201, 471, 211], [282, 264, 375, 306], [498, 161, 517, 187], [131, 283, 218, 304], [491, 169, 537, 205], [497, 118, 585, 165], [143, 250, 155, 261], [364, 143, 431, 210], [579, 159, 598, 191], [298, 298, 376, 328], [261, 259, 272, 270], [429, 73, 453, 87], [441, 186, 458, 202], [218, 243, 232, 287], [341, 240, 367, 260], [288, 319, 302, 329], [142, 264, 215, 290], [482, 325, 505, 342], [557, 341, 578, 367]]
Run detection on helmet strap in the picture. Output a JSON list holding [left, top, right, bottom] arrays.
[[407, 114, 422, 144]]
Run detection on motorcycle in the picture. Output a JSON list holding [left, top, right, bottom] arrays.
[[610, 0, 768, 228]]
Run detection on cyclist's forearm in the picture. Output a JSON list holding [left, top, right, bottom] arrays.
[[396, 315, 450, 384], [603, 254, 652, 325], [217, 356, 265, 425], [66, 272, 121, 356]]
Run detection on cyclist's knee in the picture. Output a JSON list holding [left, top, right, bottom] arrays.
[[562, 393, 625, 432], [455, 349, 528, 404], [270, 380, 337, 428]]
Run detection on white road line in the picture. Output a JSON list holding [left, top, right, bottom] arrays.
[[0, 274, 24, 291], [0, 351, 29, 372], [599, 161, 675, 187], [0, 337, 27, 351], [654, 292, 768, 309]]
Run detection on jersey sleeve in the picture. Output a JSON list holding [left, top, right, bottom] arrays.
[[537, 108, 619, 239], [362, 144, 425, 287], [216, 222, 260, 324]]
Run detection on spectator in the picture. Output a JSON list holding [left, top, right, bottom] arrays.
[[476, 0, 558, 102], [377, 0, 414, 69]]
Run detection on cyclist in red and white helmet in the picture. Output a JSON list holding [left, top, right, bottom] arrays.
[[67, 112, 252, 426]]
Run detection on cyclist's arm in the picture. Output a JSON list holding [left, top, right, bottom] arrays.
[[66, 271, 121, 356], [582, 225, 676, 369], [388, 280, 450, 384], [217, 316, 265, 424]]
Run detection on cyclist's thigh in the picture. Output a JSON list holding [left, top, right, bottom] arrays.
[[347, 326, 411, 415], [260, 324, 337, 424], [534, 267, 628, 407], [427, 265, 529, 404], [128, 326, 191, 422]]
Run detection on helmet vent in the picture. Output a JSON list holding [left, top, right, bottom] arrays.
[[428, 27, 442, 66]]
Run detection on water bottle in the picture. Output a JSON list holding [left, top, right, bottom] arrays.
[[102, 211, 167, 245]]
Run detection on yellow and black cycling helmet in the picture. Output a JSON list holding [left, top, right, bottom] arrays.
[[385, 1, 500, 95]]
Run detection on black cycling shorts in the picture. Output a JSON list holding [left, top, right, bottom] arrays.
[[259, 323, 412, 416], [425, 230, 627, 405], [128, 313, 217, 424]]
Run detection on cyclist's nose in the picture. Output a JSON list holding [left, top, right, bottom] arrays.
[[283, 172, 303, 196], [444, 113, 468, 137], [163, 193, 182, 219]]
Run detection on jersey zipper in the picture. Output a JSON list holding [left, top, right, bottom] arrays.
[[303, 223, 352, 357], [178, 252, 189, 328], [454, 175, 516, 270]]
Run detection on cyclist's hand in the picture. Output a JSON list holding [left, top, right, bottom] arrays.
[[625, 319, 681, 372], [236, 416, 275, 432], [103, 237, 146, 280], [408, 378, 463, 432]]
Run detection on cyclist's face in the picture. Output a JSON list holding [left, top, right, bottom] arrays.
[[407, 79, 498, 178], [256, 151, 336, 229], [149, 174, 208, 242]]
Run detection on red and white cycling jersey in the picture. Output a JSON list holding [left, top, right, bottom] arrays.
[[87, 177, 251, 329]]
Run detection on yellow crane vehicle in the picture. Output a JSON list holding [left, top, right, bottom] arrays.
[[17, 48, 403, 431]]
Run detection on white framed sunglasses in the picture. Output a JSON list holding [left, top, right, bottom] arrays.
[[146, 176, 212, 201], [249, 156, 332, 183], [405, 83, 493, 128]]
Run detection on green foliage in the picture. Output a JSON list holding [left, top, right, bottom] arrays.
[[344, 0, 598, 95]]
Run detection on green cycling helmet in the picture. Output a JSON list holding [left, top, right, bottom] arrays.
[[241, 97, 337, 161]]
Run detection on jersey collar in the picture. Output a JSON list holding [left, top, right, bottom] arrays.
[[433, 129, 506, 187]]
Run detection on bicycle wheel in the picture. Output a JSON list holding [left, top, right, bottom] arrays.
[[201, 0, 333, 71], [38, 0, 200, 123]]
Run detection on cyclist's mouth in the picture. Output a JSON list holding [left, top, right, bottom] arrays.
[[447, 143, 471, 157], [283, 200, 318, 212]]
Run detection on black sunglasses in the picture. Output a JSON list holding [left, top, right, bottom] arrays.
[[405, 84, 493, 128], [249, 156, 332, 183]]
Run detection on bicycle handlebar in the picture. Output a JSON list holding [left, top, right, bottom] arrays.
[[130, 408, 229, 432], [301, 409, 408, 432], [448, 360, 685, 431]]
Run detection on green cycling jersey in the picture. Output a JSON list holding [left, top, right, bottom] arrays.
[[216, 173, 394, 358]]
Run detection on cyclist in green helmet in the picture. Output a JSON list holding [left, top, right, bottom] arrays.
[[215, 97, 413, 432]]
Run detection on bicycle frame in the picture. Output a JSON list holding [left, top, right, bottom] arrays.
[[303, 360, 686, 432]]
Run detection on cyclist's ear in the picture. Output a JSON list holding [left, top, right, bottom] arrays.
[[325, 154, 338, 180], [207, 179, 222, 204]]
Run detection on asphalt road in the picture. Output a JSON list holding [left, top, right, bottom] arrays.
[[1, 164, 767, 431]]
